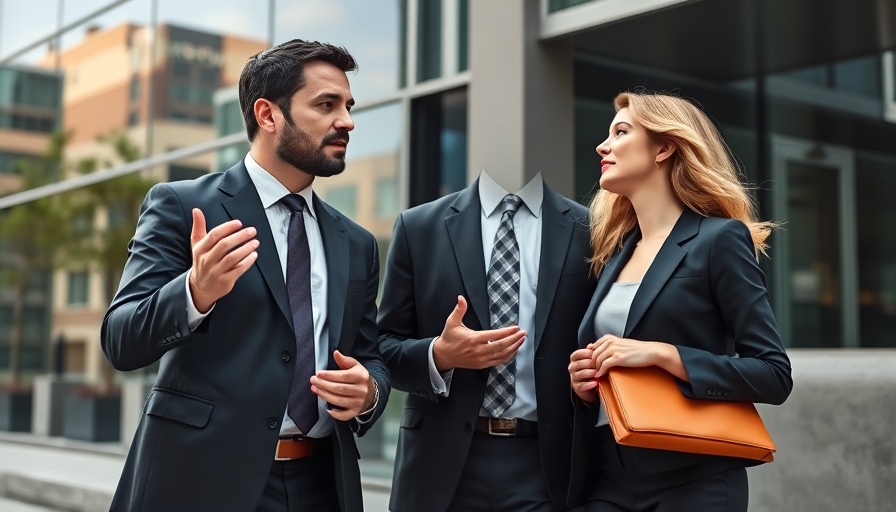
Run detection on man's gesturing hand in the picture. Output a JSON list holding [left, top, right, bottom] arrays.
[[311, 350, 377, 421], [432, 295, 526, 372], [188, 208, 259, 313]]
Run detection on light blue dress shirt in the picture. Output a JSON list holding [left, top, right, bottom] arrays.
[[427, 170, 543, 421]]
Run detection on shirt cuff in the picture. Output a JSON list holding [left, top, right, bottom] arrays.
[[185, 268, 214, 331], [428, 338, 453, 396], [355, 380, 379, 424]]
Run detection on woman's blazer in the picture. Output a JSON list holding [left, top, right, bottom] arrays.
[[568, 208, 793, 503]]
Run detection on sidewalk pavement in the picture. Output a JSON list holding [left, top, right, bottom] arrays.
[[0, 432, 391, 511]]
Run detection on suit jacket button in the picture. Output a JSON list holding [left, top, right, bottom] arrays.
[[282, 351, 292, 363], [269, 417, 279, 429], [464, 422, 472, 433]]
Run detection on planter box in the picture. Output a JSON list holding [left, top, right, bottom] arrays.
[[0, 389, 33, 432], [62, 393, 121, 442]]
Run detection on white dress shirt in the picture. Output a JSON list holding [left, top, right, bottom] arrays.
[[185, 153, 333, 437], [427, 170, 543, 421]]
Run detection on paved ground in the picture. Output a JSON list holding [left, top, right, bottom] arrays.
[[0, 432, 391, 511]]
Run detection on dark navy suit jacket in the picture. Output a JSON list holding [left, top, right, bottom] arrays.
[[377, 181, 595, 512], [101, 162, 389, 512], [568, 208, 793, 506]]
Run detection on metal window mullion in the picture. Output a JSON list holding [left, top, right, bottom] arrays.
[[442, 0, 458, 78], [0, 0, 132, 66], [406, 0, 418, 86], [840, 158, 859, 347]]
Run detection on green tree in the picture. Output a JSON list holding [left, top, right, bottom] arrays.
[[67, 131, 156, 393], [0, 132, 69, 389]]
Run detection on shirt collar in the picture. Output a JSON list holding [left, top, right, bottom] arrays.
[[478, 169, 544, 218], [244, 153, 316, 219]]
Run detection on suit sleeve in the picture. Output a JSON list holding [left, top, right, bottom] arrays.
[[351, 234, 391, 436], [676, 220, 793, 405], [377, 214, 442, 401], [101, 183, 209, 371]]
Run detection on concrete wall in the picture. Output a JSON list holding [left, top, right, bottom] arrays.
[[749, 349, 896, 512]]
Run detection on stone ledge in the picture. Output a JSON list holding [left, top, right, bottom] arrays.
[[0, 472, 112, 512], [748, 349, 896, 512]]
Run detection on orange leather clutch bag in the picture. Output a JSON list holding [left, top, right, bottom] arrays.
[[597, 366, 776, 462]]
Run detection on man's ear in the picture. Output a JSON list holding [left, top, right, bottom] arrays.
[[254, 98, 278, 134], [656, 141, 676, 165]]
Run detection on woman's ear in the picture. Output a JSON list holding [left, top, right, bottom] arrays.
[[655, 142, 676, 165]]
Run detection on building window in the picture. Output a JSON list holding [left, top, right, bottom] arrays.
[[458, 0, 469, 72], [409, 87, 468, 206], [168, 164, 207, 182], [375, 177, 400, 218], [130, 75, 141, 100], [324, 185, 358, 218], [548, 0, 594, 12], [416, 0, 442, 82], [67, 272, 89, 306], [399, 0, 408, 87], [0, 151, 40, 175]]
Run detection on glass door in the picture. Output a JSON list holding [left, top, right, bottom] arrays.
[[772, 136, 858, 347]]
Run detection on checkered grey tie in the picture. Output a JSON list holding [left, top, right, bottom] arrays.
[[482, 194, 523, 418]]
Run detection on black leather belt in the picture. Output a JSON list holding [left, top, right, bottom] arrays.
[[475, 417, 538, 437]]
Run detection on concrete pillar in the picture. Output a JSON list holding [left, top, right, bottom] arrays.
[[120, 375, 156, 447], [31, 375, 82, 437], [468, 0, 575, 196]]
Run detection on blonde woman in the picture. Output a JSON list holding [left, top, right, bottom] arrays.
[[567, 91, 792, 512]]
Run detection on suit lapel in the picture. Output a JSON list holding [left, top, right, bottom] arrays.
[[315, 196, 349, 349], [623, 209, 701, 336], [533, 187, 574, 351], [220, 163, 293, 330], [445, 182, 490, 330], [578, 231, 639, 346]]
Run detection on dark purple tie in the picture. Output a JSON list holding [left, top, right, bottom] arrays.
[[279, 194, 318, 434]]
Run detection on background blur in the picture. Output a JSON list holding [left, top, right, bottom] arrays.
[[0, 1, 894, 511]]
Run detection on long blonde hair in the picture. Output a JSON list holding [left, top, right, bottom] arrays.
[[588, 91, 776, 273]]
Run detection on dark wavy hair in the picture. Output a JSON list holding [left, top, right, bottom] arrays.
[[238, 39, 357, 141]]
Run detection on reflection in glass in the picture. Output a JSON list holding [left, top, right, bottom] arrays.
[[416, 0, 442, 82], [785, 162, 842, 348], [856, 154, 896, 347], [549, 0, 594, 13]]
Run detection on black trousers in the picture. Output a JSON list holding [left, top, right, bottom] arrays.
[[446, 431, 558, 512], [585, 426, 748, 512], [255, 438, 340, 512]]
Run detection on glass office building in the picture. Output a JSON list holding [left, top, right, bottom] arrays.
[[2, 0, 894, 477], [0, 64, 62, 379]]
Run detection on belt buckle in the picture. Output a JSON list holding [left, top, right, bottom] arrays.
[[275, 439, 291, 461], [488, 417, 517, 436], [275, 437, 309, 461]]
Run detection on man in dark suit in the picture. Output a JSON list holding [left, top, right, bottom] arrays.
[[378, 171, 595, 511], [101, 39, 389, 512]]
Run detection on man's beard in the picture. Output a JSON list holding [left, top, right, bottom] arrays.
[[275, 116, 349, 178]]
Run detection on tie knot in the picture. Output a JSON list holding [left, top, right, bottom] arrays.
[[501, 194, 523, 217], [280, 193, 307, 213]]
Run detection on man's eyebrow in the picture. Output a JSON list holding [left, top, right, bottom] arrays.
[[313, 91, 354, 106]]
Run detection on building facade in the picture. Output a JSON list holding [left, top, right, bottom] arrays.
[[37, 23, 266, 381], [0, 64, 62, 384]]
